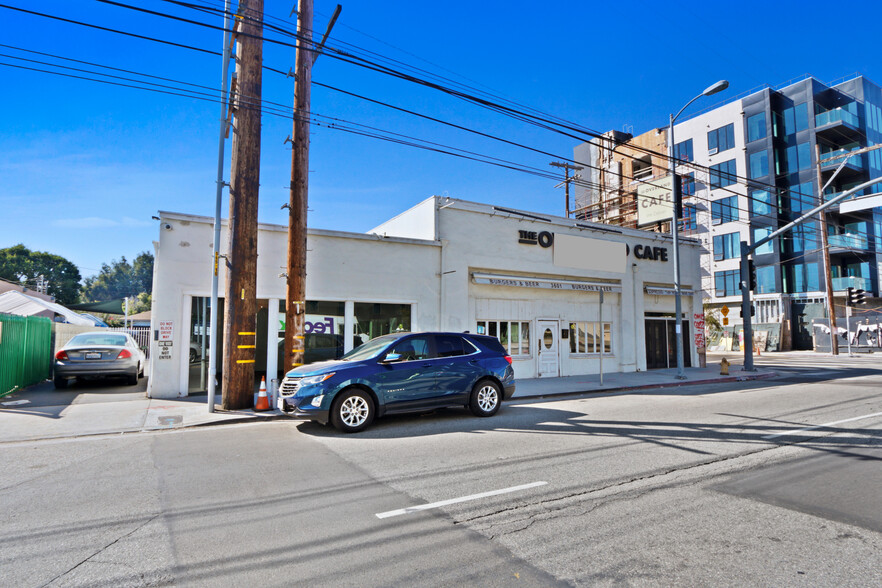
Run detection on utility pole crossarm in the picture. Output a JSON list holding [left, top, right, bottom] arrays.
[[311, 4, 341, 65]]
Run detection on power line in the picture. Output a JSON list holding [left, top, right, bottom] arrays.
[[1, 5, 865, 242]]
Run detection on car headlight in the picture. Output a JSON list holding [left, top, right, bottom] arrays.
[[300, 372, 335, 386]]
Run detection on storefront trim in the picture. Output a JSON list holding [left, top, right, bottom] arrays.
[[472, 272, 623, 293]]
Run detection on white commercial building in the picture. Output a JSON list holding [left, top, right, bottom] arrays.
[[147, 197, 704, 399]]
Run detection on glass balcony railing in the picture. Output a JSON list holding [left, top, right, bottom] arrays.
[[832, 276, 873, 291], [819, 148, 863, 169], [815, 108, 860, 128], [828, 233, 870, 249]]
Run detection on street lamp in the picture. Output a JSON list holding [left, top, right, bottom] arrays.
[[668, 79, 728, 379]]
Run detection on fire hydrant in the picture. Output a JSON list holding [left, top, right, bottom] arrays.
[[720, 357, 730, 376]]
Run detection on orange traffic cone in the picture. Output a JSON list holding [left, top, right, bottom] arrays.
[[255, 376, 270, 411]]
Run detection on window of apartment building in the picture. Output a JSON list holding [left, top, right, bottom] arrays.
[[674, 139, 693, 163], [681, 172, 695, 196], [680, 204, 698, 232], [711, 196, 738, 224], [713, 231, 739, 260], [714, 270, 740, 297], [790, 221, 818, 253], [709, 159, 737, 189], [755, 265, 776, 294], [749, 151, 769, 178], [707, 123, 735, 154], [784, 262, 819, 293], [776, 142, 812, 174], [752, 226, 774, 254], [774, 102, 810, 137], [568, 321, 612, 355], [786, 181, 815, 213], [747, 112, 767, 142], [477, 320, 530, 356], [750, 189, 776, 216]]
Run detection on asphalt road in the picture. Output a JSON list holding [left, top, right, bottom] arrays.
[[2, 356, 880, 587]]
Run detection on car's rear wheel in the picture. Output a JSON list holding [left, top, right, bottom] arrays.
[[330, 388, 375, 433], [469, 379, 501, 417], [53, 376, 68, 390], [127, 371, 138, 386]]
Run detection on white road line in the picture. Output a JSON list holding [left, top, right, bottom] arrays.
[[763, 411, 882, 440], [376, 481, 548, 519]]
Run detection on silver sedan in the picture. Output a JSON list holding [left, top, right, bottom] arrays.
[[53, 332, 146, 389]]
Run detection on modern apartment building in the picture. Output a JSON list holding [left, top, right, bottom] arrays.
[[573, 74, 882, 350]]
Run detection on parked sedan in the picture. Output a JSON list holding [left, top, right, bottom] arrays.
[[53, 332, 146, 388], [278, 331, 515, 433]]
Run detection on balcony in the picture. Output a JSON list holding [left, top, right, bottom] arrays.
[[815, 107, 863, 142], [816, 107, 859, 128], [832, 276, 873, 291], [819, 148, 864, 173], [828, 233, 870, 250]]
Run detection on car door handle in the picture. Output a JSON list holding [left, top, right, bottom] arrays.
[[420, 363, 433, 368]]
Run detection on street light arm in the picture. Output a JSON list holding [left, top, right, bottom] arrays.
[[672, 93, 704, 126]]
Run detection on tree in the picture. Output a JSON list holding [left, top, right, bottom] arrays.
[[81, 252, 154, 302], [0, 244, 82, 305]]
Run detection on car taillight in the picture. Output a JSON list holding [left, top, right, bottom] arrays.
[[504, 355, 512, 364], [55, 350, 69, 361], [117, 349, 132, 359]]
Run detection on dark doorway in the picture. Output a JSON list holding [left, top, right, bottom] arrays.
[[791, 301, 825, 350], [645, 317, 692, 369]]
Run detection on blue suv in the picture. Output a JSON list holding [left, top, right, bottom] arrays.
[[278, 332, 516, 433]]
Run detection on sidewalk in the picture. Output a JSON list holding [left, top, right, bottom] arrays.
[[512, 362, 776, 400], [0, 362, 775, 443]]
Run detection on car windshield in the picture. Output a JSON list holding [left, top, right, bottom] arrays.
[[68, 334, 128, 347], [341, 334, 401, 361]]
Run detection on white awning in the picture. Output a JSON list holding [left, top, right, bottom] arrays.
[[471, 272, 622, 293]]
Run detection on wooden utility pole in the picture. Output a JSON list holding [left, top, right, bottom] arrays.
[[222, 0, 263, 409], [284, 0, 313, 374], [283, 2, 339, 371], [550, 161, 583, 218], [815, 143, 838, 355]]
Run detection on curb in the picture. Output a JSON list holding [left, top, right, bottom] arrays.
[[511, 371, 779, 402]]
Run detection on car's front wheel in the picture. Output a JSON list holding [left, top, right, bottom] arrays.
[[330, 388, 375, 433], [469, 379, 501, 417]]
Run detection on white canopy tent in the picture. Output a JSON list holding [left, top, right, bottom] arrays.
[[0, 291, 98, 326]]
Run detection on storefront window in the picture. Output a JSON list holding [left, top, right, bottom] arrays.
[[568, 321, 612, 355], [477, 320, 530, 356], [353, 302, 411, 343]]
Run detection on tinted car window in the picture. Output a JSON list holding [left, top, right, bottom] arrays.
[[469, 334, 507, 354], [435, 335, 466, 357], [388, 336, 433, 361]]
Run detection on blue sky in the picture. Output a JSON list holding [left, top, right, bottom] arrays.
[[2, 0, 881, 279]]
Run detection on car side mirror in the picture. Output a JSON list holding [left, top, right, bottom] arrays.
[[382, 352, 402, 364]]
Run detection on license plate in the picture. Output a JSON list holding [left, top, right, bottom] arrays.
[[85, 352, 102, 360], [277, 397, 286, 412]]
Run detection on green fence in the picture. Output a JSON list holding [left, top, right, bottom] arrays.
[[0, 313, 52, 398]]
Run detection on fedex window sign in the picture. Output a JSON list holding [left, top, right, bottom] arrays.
[[279, 315, 342, 335]]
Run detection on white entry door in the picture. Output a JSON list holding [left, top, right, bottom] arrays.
[[537, 320, 559, 378]]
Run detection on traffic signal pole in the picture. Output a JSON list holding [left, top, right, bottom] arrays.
[[740, 175, 881, 371]]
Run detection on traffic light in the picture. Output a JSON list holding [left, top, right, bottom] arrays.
[[673, 174, 683, 220], [748, 259, 757, 291], [738, 305, 755, 318], [847, 287, 868, 306]]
